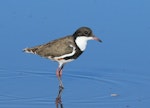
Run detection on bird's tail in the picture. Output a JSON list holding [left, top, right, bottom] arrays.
[[23, 47, 38, 54]]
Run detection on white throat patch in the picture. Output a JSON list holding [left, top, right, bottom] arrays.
[[75, 36, 93, 51]]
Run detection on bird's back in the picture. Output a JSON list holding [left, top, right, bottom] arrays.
[[24, 36, 76, 58]]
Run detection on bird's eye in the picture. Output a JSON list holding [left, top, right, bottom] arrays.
[[84, 31, 88, 34]]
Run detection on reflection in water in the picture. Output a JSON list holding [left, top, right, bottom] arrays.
[[55, 86, 64, 108]]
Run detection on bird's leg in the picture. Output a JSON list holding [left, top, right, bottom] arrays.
[[56, 68, 64, 88], [55, 63, 64, 108], [56, 64, 64, 89]]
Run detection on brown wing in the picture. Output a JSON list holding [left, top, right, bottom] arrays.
[[28, 36, 76, 58]]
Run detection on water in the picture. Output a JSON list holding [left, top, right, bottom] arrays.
[[0, 68, 150, 108], [0, 0, 150, 108]]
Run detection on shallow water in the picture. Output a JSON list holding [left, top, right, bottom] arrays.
[[1, 0, 150, 108], [0, 67, 150, 108]]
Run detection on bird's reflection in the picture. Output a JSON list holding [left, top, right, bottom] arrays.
[[55, 86, 64, 108]]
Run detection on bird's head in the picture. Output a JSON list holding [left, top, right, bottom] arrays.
[[73, 27, 102, 42]]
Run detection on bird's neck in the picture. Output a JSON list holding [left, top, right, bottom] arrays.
[[75, 36, 92, 51]]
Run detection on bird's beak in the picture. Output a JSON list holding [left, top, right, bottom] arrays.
[[92, 35, 102, 42]]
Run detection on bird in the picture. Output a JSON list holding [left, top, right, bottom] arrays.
[[23, 27, 102, 88]]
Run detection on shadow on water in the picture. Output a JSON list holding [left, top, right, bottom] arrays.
[[0, 68, 150, 108]]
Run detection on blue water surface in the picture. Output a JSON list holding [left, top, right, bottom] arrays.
[[0, 0, 150, 108]]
